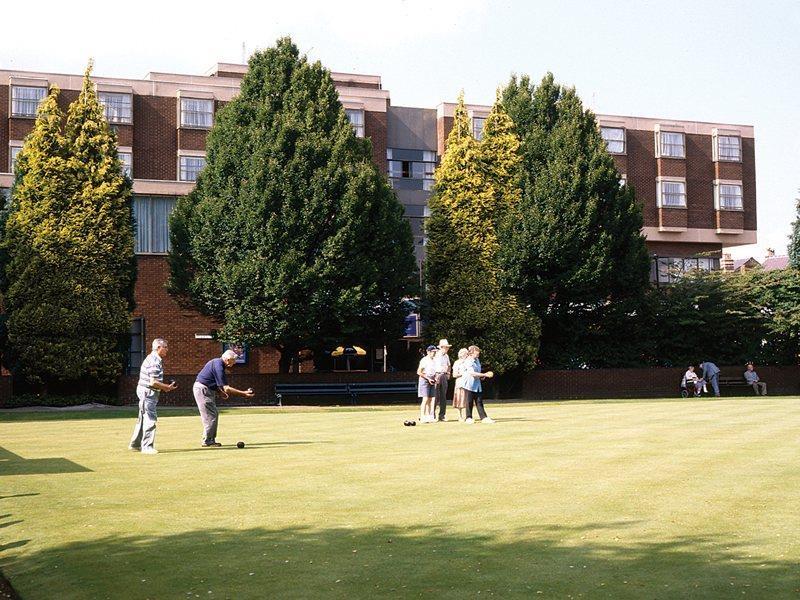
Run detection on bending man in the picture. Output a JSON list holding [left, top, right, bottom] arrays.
[[193, 349, 255, 447]]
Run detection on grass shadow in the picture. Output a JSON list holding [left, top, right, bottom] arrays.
[[158, 441, 324, 454], [1, 523, 798, 598], [0, 447, 91, 477]]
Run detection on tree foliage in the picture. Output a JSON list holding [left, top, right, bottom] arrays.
[[168, 37, 416, 371], [1, 65, 136, 389], [498, 73, 651, 367], [787, 190, 800, 269], [424, 94, 540, 374]]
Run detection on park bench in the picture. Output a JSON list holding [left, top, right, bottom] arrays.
[[347, 381, 417, 403], [718, 376, 750, 392], [273, 382, 350, 405], [273, 381, 417, 405]]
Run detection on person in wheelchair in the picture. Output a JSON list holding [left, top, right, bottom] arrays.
[[681, 364, 703, 397]]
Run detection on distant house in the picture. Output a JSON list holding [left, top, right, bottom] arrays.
[[723, 248, 789, 273]]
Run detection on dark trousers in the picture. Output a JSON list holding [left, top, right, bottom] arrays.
[[435, 373, 449, 419], [465, 389, 488, 420]]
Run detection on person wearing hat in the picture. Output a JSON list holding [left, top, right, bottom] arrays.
[[433, 339, 452, 422], [417, 345, 438, 423]]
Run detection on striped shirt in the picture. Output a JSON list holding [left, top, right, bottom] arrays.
[[137, 351, 163, 397]]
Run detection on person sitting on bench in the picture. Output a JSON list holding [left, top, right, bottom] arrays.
[[743, 362, 767, 396]]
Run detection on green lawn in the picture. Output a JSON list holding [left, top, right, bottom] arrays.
[[1, 398, 798, 599]]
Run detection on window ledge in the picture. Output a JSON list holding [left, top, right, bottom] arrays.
[[9, 114, 37, 120], [178, 125, 213, 131], [717, 228, 744, 235], [658, 226, 688, 233], [716, 207, 744, 212]]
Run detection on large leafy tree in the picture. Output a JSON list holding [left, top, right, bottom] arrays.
[[499, 73, 650, 367], [1, 65, 136, 390], [168, 37, 416, 372], [424, 94, 540, 374]]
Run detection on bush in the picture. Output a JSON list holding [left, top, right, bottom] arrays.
[[2, 393, 122, 409]]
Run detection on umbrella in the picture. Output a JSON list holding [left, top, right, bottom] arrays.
[[331, 346, 367, 370]]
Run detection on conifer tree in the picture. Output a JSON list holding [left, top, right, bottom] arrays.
[[2, 65, 135, 390], [168, 38, 415, 371], [424, 94, 540, 374], [499, 73, 650, 367]]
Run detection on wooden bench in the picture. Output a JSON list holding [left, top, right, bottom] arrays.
[[273, 381, 417, 405], [718, 376, 750, 392], [273, 383, 350, 405], [347, 381, 417, 403]]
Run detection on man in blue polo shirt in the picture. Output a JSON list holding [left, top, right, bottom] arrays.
[[193, 349, 255, 447]]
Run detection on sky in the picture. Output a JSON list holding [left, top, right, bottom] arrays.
[[3, 0, 798, 258]]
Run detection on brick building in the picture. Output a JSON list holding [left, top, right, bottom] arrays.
[[0, 63, 757, 374]]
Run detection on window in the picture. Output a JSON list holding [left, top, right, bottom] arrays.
[[387, 149, 437, 191], [98, 92, 132, 124], [179, 156, 206, 182], [472, 117, 486, 141], [658, 180, 687, 208], [0, 188, 10, 207], [133, 196, 177, 253], [651, 256, 721, 284], [715, 182, 743, 210], [128, 317, 145, 373], [601, 127, 626, 154], [619, 174, 627, 187], [9, 145, 23, 173], [658, 131, 685, 158], [118, 152, 132, 178], [180, 98, 213, 128], [345, 109, 365, 138], [11, 86, 46, 117], [717, 135, 741, 161]]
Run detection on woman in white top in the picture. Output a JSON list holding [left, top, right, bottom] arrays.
[[417, 345, 438, 423], [451, 348, 469, 421]]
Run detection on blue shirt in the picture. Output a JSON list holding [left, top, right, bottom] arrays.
[[196, 358, 228, 390], [461, 357, 483, 393]]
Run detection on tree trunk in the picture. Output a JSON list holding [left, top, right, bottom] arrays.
[[278, 348, 297, 374]]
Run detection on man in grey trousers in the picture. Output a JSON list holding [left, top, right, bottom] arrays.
[[193, 349, 255, 447], [129, 338, 178, 454]]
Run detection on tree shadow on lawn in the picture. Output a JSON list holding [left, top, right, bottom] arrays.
[[0, 447, 92, 477], [2, 522, 797, 599]]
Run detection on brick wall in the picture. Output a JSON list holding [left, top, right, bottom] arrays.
[[646, 241, 721, 258], [0, 85, 7, 169], [178, 128, 208, 151], [133, 255, 281, 375], [133, 95, 177, 180], [523, 366, 800, 400], [365, 109, 387, 170]]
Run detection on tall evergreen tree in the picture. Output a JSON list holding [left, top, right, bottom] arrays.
[[2, 65, 136, 390], [424, 94, 540, 374], [499, 73, 650, 367], [168, 38, 415, 372], [787, 190, 800, 269]]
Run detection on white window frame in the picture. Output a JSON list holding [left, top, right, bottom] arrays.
[[655, 126, 686, 159], [601, 126, 626, 154], [98, 92, 133, 124], [11, 85, 47, 118], [178, 153, 207, 182], [133, 196, 178, 254], [712, 130, 742, 162], [118, 149, 133, 178], [714, 179, 743, 211], [180, 98, 214, 129], [9, 142, 23, 173], [345, 108, 365, 138], [656, 177, 687, 208], [471, 116, 487, 141]]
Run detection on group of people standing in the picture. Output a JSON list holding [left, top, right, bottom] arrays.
[[128, 338, 255, 455], [417, 339, 495, 424]]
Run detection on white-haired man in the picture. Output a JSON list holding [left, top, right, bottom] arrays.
[[193, 349, 255, 447], [129, 338, 178, 454]]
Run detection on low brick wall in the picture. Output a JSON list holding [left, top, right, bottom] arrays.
[[117, 371, 419, 406], [522, 365, 800, 400]]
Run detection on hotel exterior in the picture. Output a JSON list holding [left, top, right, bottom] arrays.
[[0, 63, 757, 374]]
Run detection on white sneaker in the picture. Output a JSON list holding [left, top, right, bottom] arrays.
[[141, 447, 158, 455], [465, 418, 474, 424], [481, 417, 495, 424]]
